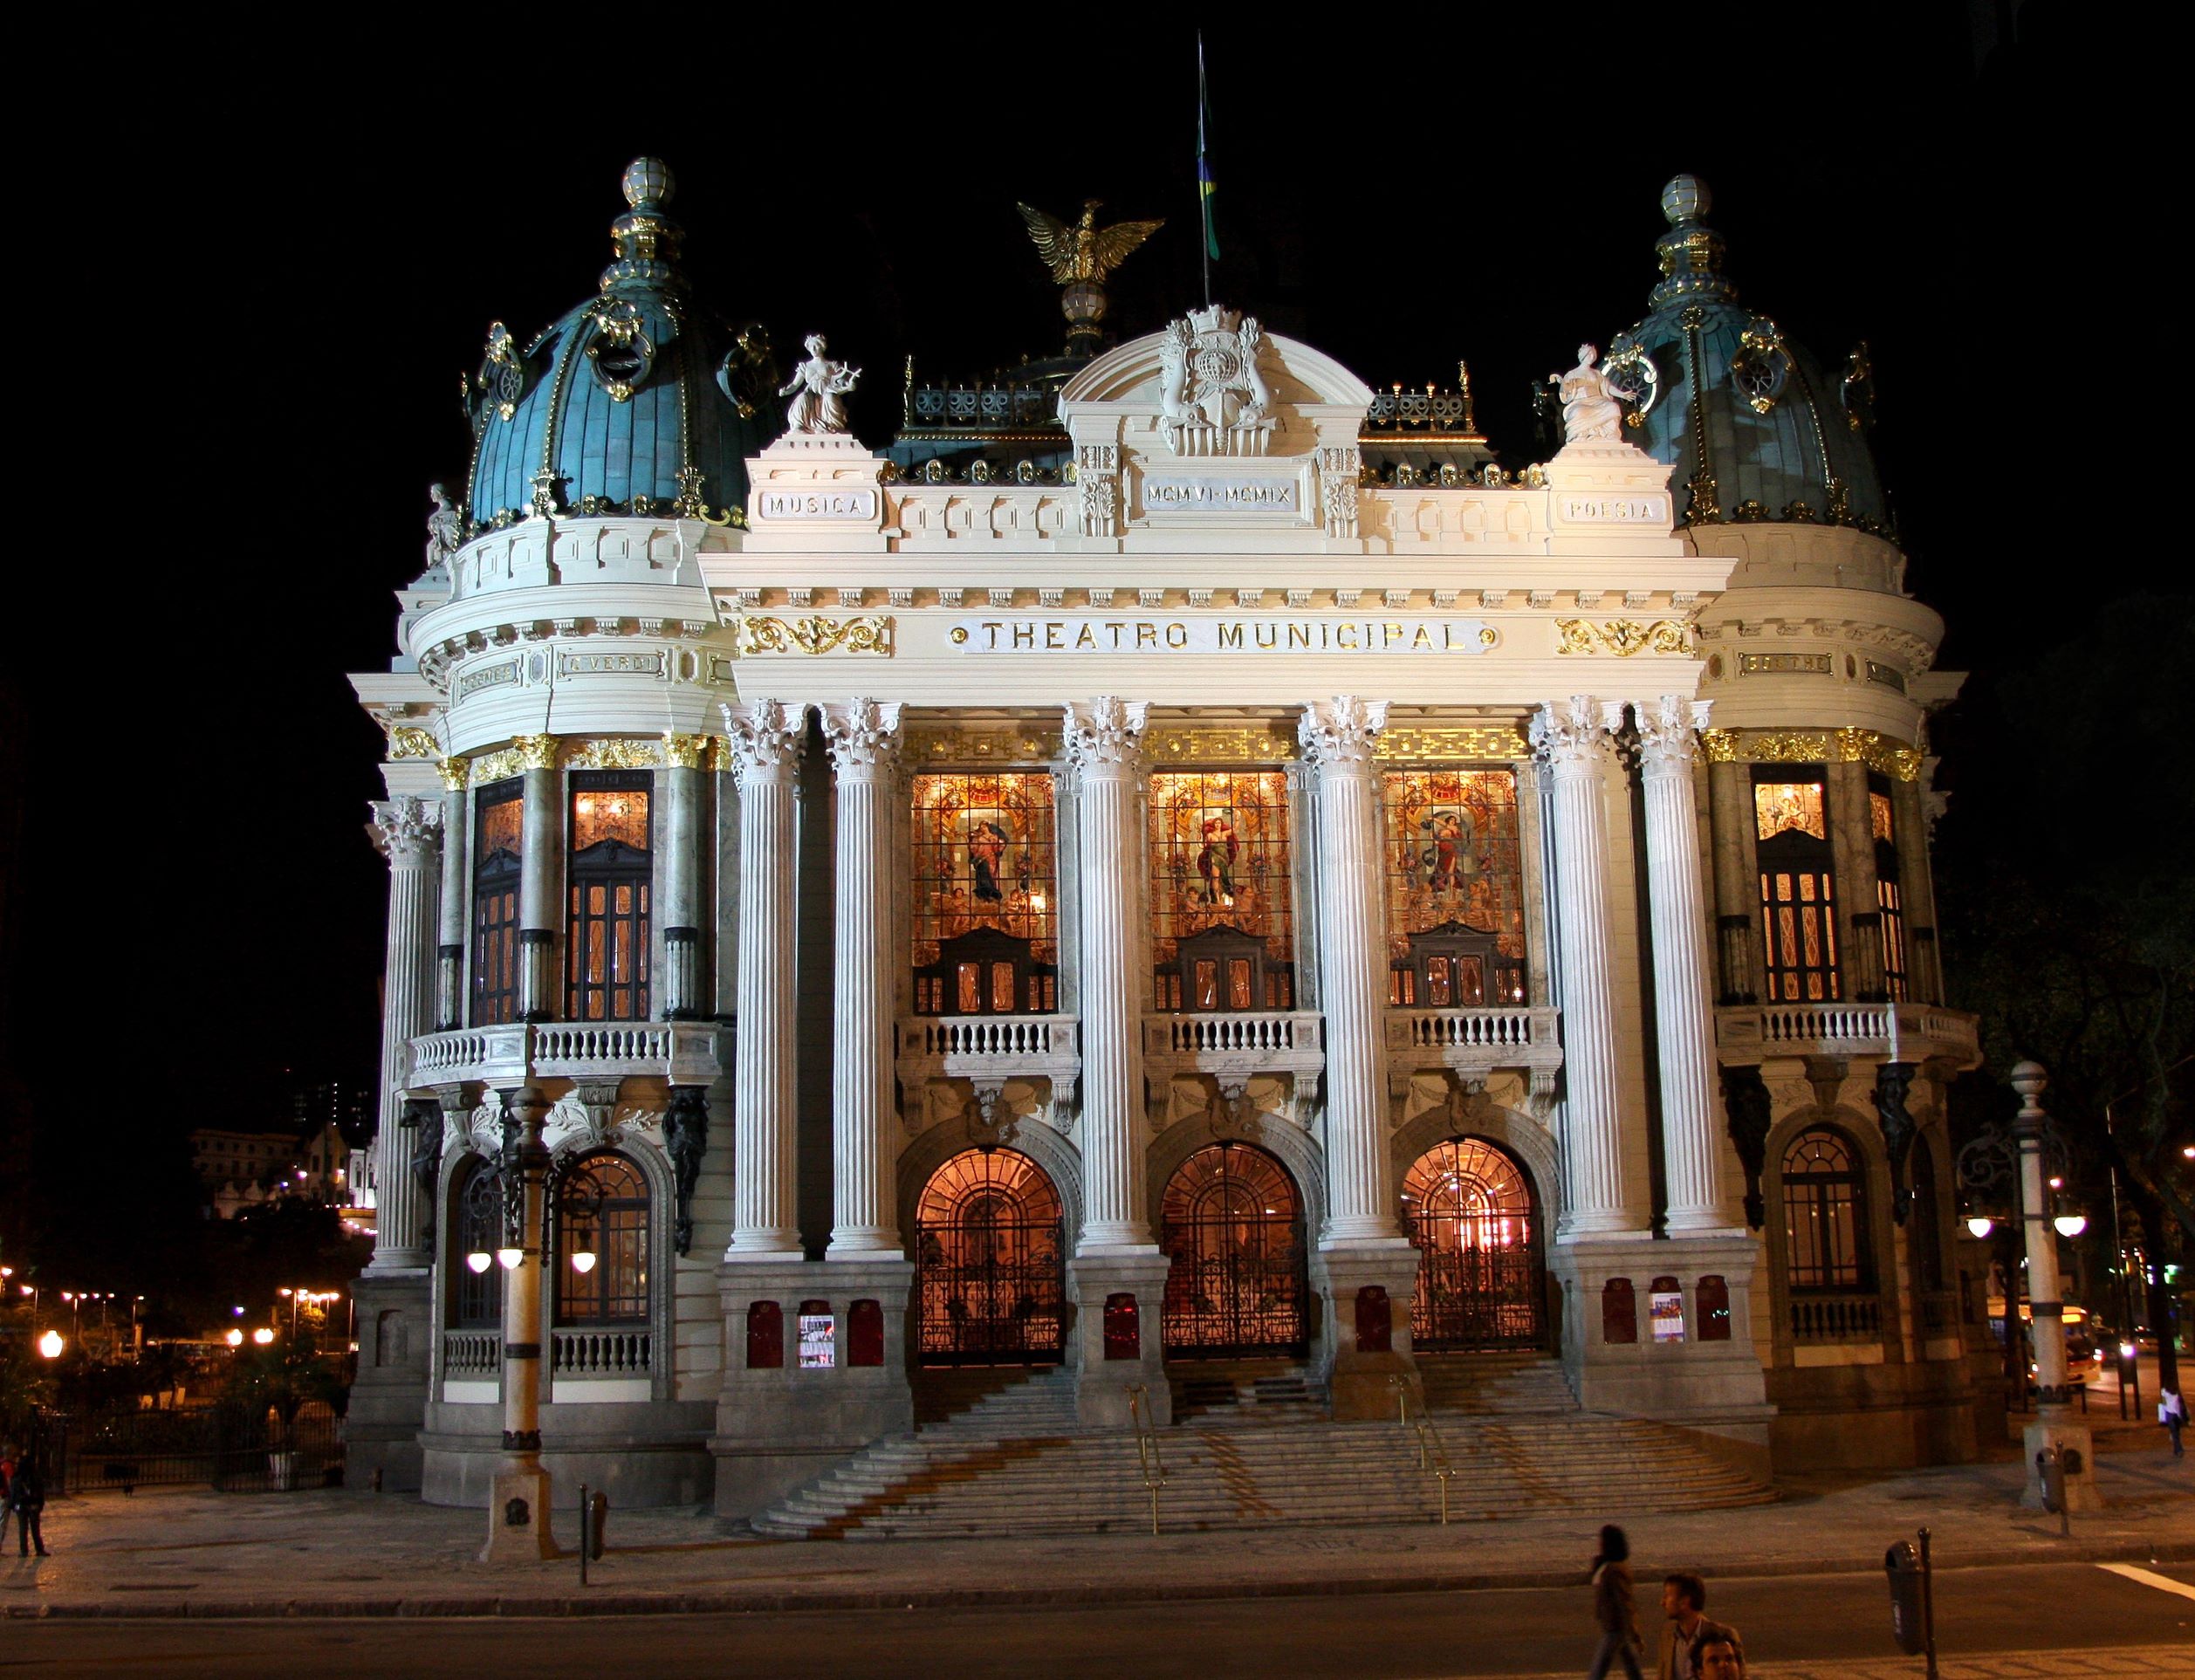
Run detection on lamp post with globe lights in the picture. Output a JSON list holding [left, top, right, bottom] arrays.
[[1958, 1061, 2099, 1512]]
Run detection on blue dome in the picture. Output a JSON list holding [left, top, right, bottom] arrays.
[[462, 160, 774, 528], [1602, 176, 1888, 533]]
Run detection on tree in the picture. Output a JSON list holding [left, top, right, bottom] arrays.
[[1936, 594, 2195, 1384]]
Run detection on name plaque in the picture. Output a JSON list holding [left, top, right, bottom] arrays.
[[1559, 495, 1666, 525], [1140, 476, 1300, 512], [948, 616, 1498, 655], [754, 487, 879, 520]]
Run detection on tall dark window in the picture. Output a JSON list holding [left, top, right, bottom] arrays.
[[1869, 777, 1908, 1002], [450, 1159, 504, 1328], [1754, 771, 1839, 1003], [1781, 1128, 1873, 1292], [1909, 1138, 1945, 1293], [554, 1153, 651, 1324], [470, 780, 523, 1025], [566, 773, 652, 1022]]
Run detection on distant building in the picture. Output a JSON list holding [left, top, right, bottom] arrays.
[[190, 1120, 353, 1217]]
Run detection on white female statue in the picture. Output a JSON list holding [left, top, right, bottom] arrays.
[[1548, 344, 1627, 446], [778, 333, 861, 436]]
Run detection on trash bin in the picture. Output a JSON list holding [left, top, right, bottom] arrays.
[[587, 1490, 608, 1561], [1884, 1540, 1926, 1656]]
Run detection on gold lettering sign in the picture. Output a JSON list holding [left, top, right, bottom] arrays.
[[945, 616, 1499, 655]]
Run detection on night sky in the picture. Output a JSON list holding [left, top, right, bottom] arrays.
[[0, 7, 2136, 1167]]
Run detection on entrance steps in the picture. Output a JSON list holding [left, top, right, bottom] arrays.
[[1170, 1360, 1327, 1425], [1416, 1353, 1580, 1416], [747, 1382, 1773, 1539], [909, 1365, 1079, 1435]]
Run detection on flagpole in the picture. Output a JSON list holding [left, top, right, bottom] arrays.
[[1197, 34, 1211, 309]]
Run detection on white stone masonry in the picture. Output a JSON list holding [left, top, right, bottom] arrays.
[[367, 796, 440, 1271]]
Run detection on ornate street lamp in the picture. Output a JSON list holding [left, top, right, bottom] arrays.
[[1957, 1061, 2099, 1512], [477, 1086, 559, 1563]]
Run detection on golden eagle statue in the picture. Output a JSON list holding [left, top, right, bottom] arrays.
[[1015, 200, 1165, 286]]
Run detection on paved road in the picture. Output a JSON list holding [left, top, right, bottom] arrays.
[[4, 1560, 2189, 1677]]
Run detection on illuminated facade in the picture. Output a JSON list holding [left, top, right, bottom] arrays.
[[347, 161, 1984, 1513]]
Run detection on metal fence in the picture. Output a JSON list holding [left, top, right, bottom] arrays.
[[42, 1406, 344, 1495]]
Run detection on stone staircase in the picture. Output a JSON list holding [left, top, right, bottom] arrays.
[[1171, 1360, 1327, 1424], [1416, 1352, 1580, 1416], [746, 1356, 1773, 1539]]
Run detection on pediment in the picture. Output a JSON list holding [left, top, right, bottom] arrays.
[[1060, 322, 1377, 413]]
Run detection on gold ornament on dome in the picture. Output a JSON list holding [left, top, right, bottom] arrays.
[[1554, 619, 1694, 656], [1374, 724, 1532, 764], [738, 614, 894, 656], [383, 723, 439, 761]]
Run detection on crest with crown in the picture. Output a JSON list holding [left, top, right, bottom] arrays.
[[1157, 304, 1277, 456]]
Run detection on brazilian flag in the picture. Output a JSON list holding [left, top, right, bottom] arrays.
[[1197, 37, 1219, 262]]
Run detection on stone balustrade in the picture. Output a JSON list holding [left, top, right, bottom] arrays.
[[407, 1021, 728, 1093], [894, 1014, 1081, 1087], [1789, 1293, 1883, 1344], [442, 1330, 502, 1376], [1384, 1005, 1565, 1080], [551, 1327, 652, 1378], [1142, 1011, 1326, 1080], [1715, 1002, 1979, 1069]]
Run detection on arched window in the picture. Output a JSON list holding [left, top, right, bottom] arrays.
[[1402, 1137, 1546, 1350], [470, 780, 523, 1025], [553, 1153, 651, 1325], [1781, 1128, 1873, 1292], [913, 1149, 1065, 1365], [449, 1158, 504, 1329], [1158, 1144, 1307, 1357]]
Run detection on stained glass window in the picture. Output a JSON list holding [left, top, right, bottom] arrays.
[[911, 772, 1058, 1013], [567, 772, 651, 1022], [1755, 771, 1839, 1002], [1781, 1128, 1872, 1292], [1149, 770, 1294, 1011], [1870, 775, 1907, 1002], [470, 779, 523, 1026], [1382, 769, 1525, 1006]]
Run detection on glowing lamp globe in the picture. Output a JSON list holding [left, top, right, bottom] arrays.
[[1965, 1216, 1993, 1238], [2054, 1213, 2088, 1238], [251, 1327, 275, 1345], [465, 1251, 493, 1274], [496, 1246, 524, 1270], [225, 1327, 244, 1347], [571, 1250, 598, 1274], [37, 1330, 63, 1359]]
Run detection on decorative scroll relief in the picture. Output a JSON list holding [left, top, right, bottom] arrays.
[[752, 487, 879, 521], [1374, 724, 1532, 764], [1554, 619, 1694, 656], [948, 616, 1498, 656], [738, 614, 894, 656], [384, 723, 439, 761], [1700, 725, 1922, 782]]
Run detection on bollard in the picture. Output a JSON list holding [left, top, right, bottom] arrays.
[[1884, 1529, 1939, 1678], [588, 1490, 608, 1562], [578, 1482, 589, 1586]]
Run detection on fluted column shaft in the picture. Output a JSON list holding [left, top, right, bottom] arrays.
[[661, 737, 709, 1018], [513, 736, 561, 1022], [824, 700, 904, 1256], [1638, 696, 1736, 1233], [1532, 696, 1636, 1238], [1066, 698, 1152, 1251], [1300, 698, 1399, 1243], [369, 796, 441, 1271], [435, 758, 470, 1031], [723, 701, 807, 1259]]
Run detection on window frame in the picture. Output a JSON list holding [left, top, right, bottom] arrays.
[[1780, 1125, 1875, 1293], [470, 778, 524, 1026]]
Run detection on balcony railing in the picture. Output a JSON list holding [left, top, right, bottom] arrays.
[[551, 1326, 652, 1378], [895, 1015, 1080, 1087], [1142, 1011, 1325, 1077], [1385, 1006, 1564, 1078], [1715, 1002, 1979, 1069], [442, 1330, 501, 1376], [1789, 1293, 1883, 1344], [408, 1021, 728, 1092]]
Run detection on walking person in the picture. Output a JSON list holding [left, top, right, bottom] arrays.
[[2162, 1382, 2186, 1457], [10, 1457, 47, 1557], [1657, 1573, 1745, 1680], [1586, 1524, 1645, 1680], [0, 1447, 15, 1552]]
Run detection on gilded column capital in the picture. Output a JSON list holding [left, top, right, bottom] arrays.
[[1297, 696, 1389, 771], [369, 795, 442, 865], [1062, 696, 1149, 776], [821, 697, 905, 776], [719, 698, 809, 784], [436, 754, 470, 791], [662, 731, 711, 770], [1636, 695, 1714, 776], [1529, 695, 1624, 771], [513, 733, 560, 771]]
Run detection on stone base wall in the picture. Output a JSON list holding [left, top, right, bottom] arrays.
[[421, 1398, 717, 1509], [1766, 1359, 1979, 1471]]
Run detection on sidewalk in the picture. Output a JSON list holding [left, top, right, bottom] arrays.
[[1, 1445, 2187, 1621]]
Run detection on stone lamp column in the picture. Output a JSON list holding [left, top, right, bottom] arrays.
[[1300, 697, 1422, 1418], [1062, 697, 1170, 1428], [2013, 1061, 2102, 1512], [482, 1085, 558, 1562], [722, 700, 807, 1260], [514, 734, 563, 1021], [1636, 696, 1739, 1234], [1532, 696, 1637, 1238], [822, 698, 904, 1256], [367, 796, 441, 1271]]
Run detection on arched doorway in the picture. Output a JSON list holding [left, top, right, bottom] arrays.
[[913, 1149, 1065, 1366], [1403, 1137, 1546, 1350], [1159, 1143, 1307, 1359]]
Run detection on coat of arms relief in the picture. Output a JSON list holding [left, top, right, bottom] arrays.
[[1157, 306, 1279, 456]]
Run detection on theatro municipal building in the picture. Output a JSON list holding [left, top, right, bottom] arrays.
[[347, 159, 1987, 1526]]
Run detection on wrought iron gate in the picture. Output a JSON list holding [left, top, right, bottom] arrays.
[[1405, 1137, 1547, 1351], [1159, 1143, 1307, 1358], [914, 1148, 1065, 1365]]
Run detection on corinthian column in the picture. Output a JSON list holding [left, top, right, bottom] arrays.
[[434, 756, 470, 1031], [367, 796, 441, 1272], [1300, 697, 1400, 1244], [721, 700, 807, 1260], [823, 698, 904, 1257], [1530, 696, 1636, 1238], [660, 733, 710, 1018], [513, 733, 562, 1022], [1636, 696, 1738, 1233], [1065, 696, 1152, 1251]]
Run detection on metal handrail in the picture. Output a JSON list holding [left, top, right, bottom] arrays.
[[1389, 1375, 1453, 1525], [1126, 1383, 1168, 1536]]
